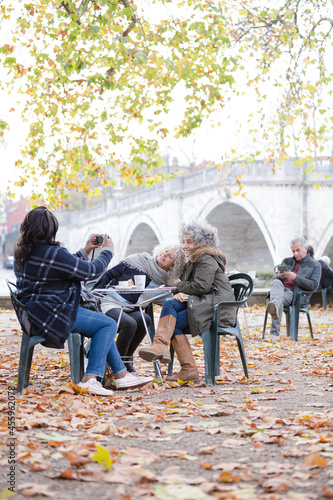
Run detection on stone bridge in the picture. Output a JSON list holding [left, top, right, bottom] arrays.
[[57, 157, 333, 273]]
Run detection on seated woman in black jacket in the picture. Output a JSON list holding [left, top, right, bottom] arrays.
[[319, 256, 333, 288], [307, 246, 333, 289], [94, 246, 185, 372]]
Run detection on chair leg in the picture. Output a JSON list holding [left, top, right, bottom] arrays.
[[68, 333, 84, 384], [167, 343, 175, 377], [262, 310, 269, 339], [305, 311, 314, 339], [215, 336, 220, 376], [322, 288, 327, 311], [24, 347, 35, 388], [236, 336, 249, 378], [201, 329, 215, 386], [287, 306, 300, 342], [17, 332, 33, 394], [146, 303, 156, 341], [292, 306, 300, 342], [285, 308, 292, 338], [145, 303, 162, 381]]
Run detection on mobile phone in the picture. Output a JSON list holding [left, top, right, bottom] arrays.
[[277, 265, 288, 273]]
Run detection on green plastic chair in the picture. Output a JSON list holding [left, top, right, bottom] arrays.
[[167, 273, 254, 385], [6, 280, 84, 393], [262, 289, 315, 342]]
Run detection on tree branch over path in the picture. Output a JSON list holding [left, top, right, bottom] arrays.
[[0, 0, 332, 205]]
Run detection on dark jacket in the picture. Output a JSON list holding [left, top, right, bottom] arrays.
[[273, 254, 321, 306], [15, 245, 113, 348], [319, 260, 333, 289], [175, 244, 236, 336]]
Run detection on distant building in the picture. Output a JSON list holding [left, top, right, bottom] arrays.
[[2, 197, 31, 256]]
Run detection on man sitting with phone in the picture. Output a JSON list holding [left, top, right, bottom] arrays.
[[266, 236, 321, 341]]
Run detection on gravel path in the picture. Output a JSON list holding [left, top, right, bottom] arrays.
[[1, 304, 333, 499]]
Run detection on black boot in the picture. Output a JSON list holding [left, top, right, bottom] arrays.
[[124, 356, 137, 373]]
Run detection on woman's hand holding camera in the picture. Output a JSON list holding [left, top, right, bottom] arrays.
[[102, 234, 114, 252], [84, 234, 114, 254], [85, 234, 100, 255]]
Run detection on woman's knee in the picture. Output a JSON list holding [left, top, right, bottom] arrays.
[[118, 314, 137, 336], [97, 314, 118, 338], [161, 299, 177, 316]]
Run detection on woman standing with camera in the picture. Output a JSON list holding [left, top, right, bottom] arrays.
[[14, 206, 152, 395]]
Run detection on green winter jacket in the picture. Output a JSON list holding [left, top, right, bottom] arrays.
[[175, 244, 236, 336]]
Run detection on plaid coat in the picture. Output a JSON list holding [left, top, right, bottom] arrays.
[[15, 245, 113, 348]]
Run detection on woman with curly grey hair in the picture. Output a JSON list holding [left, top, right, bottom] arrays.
[[139, 220, 236, 382]]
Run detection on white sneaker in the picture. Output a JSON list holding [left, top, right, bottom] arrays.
[[115, 372, 153, 390], [77, 378, 114, 396], [269, 333, 281, 343]]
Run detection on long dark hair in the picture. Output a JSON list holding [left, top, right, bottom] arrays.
[[14, 206, 60, 267]]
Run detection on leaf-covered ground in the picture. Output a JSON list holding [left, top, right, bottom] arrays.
[[1, 304, 333, 499]]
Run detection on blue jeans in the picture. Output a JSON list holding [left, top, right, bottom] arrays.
[[160, 299, 189, 338], [72, 307, 126, 378]]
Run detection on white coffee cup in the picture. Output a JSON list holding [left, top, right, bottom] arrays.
[[247, 271, 256, 279], [134, 275, 146, 288], [118, 281, 128, 287]]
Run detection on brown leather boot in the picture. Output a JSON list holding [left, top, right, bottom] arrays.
[[166, 334, 199, 382], [138, 315, 176, 364]]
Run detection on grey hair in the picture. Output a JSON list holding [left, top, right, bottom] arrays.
[[180, 220, 219, 247], [153, 243, 186, 280], [321, 255, 331, 266], [290, 236, 307, 247]]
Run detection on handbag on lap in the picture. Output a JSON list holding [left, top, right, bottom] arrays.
[[80, 287, 101, 312]]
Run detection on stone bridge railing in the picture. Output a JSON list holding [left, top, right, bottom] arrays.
[[57, 157, 332, 224]]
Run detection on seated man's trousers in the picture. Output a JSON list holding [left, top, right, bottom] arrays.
[[270, 279, 294, 335]]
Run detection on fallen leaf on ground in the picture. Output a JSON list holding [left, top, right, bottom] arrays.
[[17, 483, 54, 497]]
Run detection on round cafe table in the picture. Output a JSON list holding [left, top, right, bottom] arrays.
[[93, 286, 176, 383]]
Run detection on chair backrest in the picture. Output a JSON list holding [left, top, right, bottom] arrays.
[[6, 279, 59, 348], [228, 273, 254, 306], [6, 279, 23, 313], [6, 279, 32, 335]]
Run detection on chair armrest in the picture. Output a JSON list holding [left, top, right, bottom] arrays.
[[212, 299, 246, 327], [214, 298, 249, 310], [294, 289, 315, 308]]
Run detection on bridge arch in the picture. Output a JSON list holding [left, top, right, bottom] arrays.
[[199, 198, 276, 273], [121, 216, 162, 258]]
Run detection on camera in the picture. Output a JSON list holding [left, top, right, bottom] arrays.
[[94, 234, 104, 245]]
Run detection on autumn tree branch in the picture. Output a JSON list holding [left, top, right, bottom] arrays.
[[60, 1, 80, 24], [118, 0, 137, 37]]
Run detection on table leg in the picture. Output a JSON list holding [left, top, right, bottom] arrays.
[[139, 306, 163, 384], [242, 302, 255, 333], [116, 307, 124, 330]]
